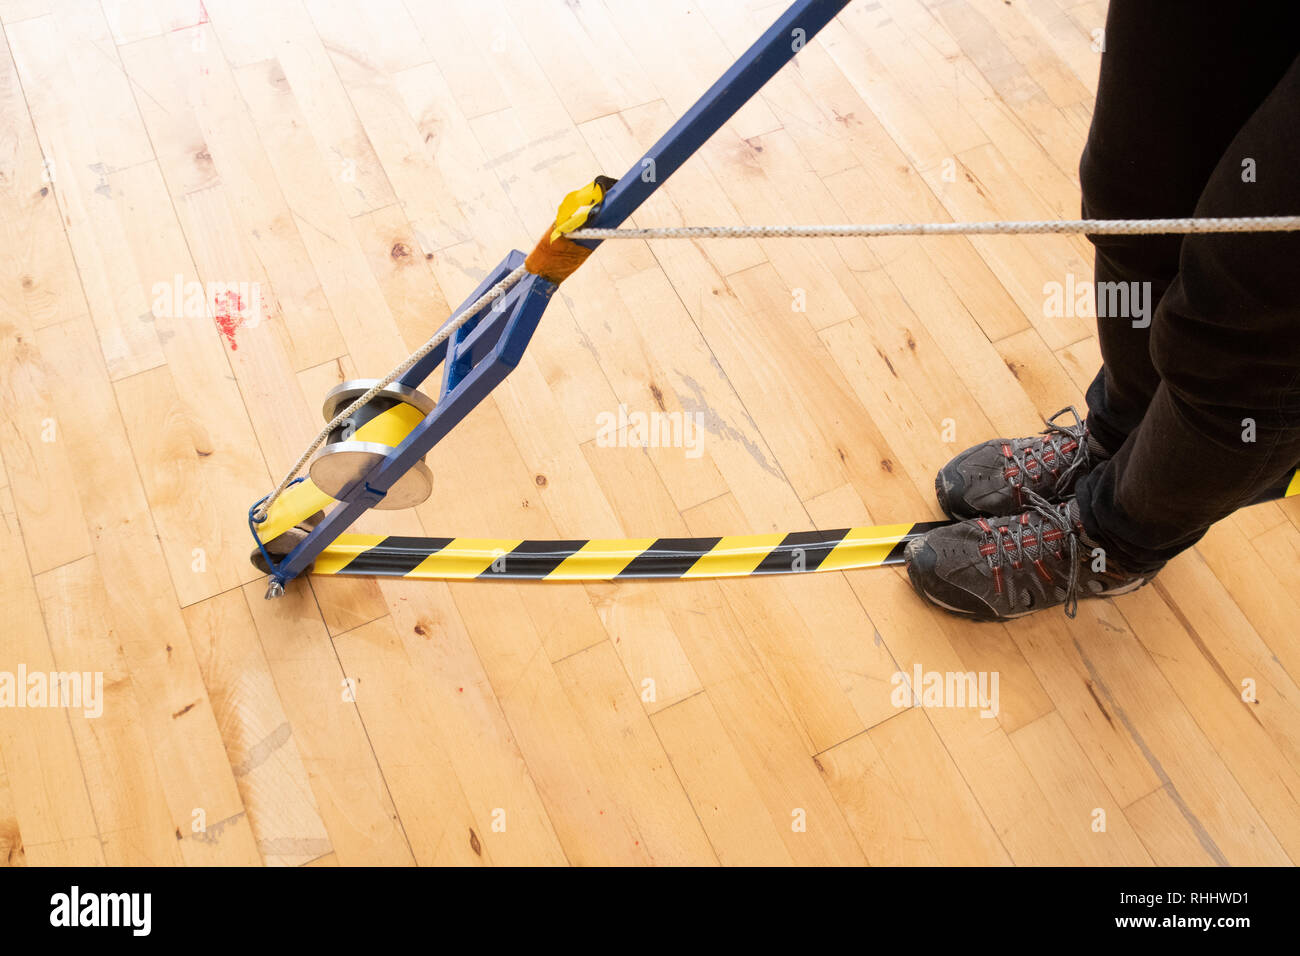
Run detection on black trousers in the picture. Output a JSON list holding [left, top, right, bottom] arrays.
[[1074, 0, 1300, 572]]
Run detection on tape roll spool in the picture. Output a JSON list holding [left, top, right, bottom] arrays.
[[309, 379, 436, 510]]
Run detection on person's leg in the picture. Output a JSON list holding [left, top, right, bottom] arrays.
[[1076, 50, 1300, 571], [931, 3, 1300, 525], [907, 35, 1300, 621], [1079, 1, 1300, 452]]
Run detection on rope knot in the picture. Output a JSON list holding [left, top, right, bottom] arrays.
[[524, 228, 596, 284], [525, 175, 616, 284]]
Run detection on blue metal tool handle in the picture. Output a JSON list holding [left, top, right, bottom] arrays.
[[577, 0, 852, 244]]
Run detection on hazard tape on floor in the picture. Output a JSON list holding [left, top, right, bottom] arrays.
[[306, 522, 951, 581], [259, 464, 1300, 582]]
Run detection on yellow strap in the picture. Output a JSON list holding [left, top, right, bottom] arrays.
[[255, 404, 427, 541], [549, 179, 608, 242], [353, 403, 424, 446], [258, 480, 335, 544]]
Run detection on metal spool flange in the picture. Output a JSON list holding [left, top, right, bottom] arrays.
[[310, 379, 436, 510], [321, 379, 436, 420]]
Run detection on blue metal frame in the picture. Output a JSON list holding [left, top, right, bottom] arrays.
[[252, 0, 851, 589], [264, 265, 556, 585]]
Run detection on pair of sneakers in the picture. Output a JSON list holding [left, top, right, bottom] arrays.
[[904, 407, 1160, 621]]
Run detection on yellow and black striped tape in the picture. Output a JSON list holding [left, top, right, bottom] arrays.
[[305, 522, 951, 581], [255, 442, 1300, 582]]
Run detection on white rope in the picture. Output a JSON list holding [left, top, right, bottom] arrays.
[[254, 212, 1300, 531], [252, 263, 530, 524], [569, 215, 1300, 241]]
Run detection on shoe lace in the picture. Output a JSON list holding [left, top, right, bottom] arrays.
[[982, 488, 1082, 618], [1006, 406, 1092, 496]]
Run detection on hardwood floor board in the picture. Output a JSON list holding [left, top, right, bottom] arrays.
[[5, 0, 1294, 867]]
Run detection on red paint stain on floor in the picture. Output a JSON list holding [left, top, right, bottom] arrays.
[[212, 290, 246, 350], [172, 1, 210, 31]]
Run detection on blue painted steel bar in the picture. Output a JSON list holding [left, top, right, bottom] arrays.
[[274, 272, 557, 581], [576, 0, 851, 245]]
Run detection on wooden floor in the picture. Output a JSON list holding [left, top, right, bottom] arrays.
[[2, 0, 1299, 867]]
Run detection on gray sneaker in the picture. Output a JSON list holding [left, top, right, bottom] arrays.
[[904, 492, 1158, 621], [936, 406, 1104, 519]]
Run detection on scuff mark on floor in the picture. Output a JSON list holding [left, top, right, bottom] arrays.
[[676, 373, 784, 480], [231, 721, 294, 777], [187, 810, 247, 846]]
